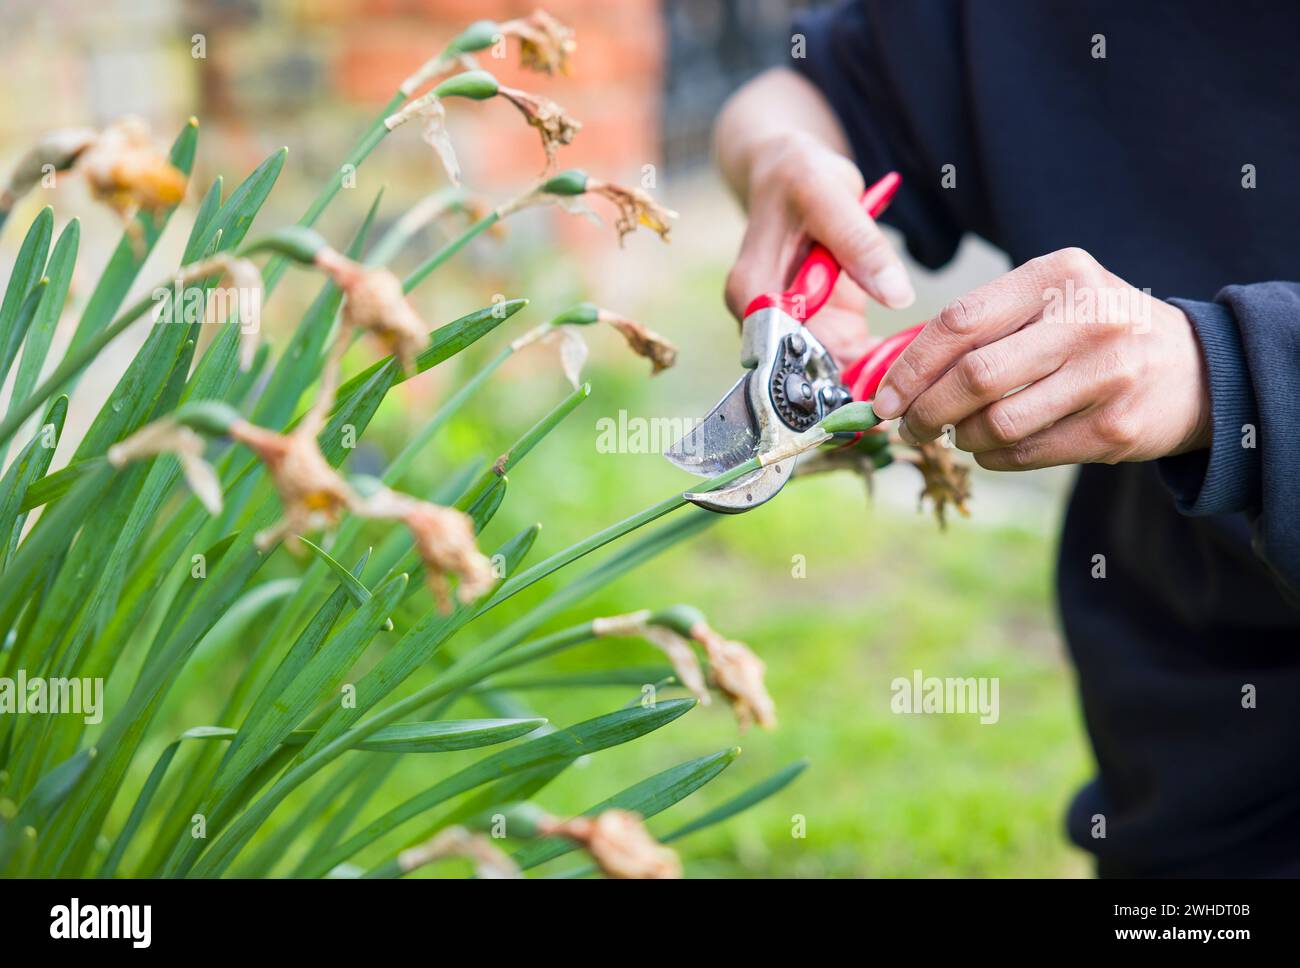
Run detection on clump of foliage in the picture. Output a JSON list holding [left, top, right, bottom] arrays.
[[0, 11, 816, 879]]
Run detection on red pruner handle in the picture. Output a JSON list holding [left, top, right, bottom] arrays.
[[743, 171, 902, 321], [842, 323, 924, 402]]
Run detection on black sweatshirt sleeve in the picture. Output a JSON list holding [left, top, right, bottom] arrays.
[[1158, 282, 1300, 596]]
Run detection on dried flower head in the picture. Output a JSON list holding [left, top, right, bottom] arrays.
[[397, 826, 521, 879], [107, 419, 222, 515], [690, 621, 777, 731], [400, 501, 496, 611], [315, 248, 427, 373], [586, 178, 678, 245], [598, 310, 677, 374], [592, 610, 710, 705], [497, 86, 581, 172], [229, 418, 357, 553], [357, 487, 496, 612], [398, 12, 574, 96], [538, 809, 681, 879], [514, 305, 676, 385], [74, 117, 188, 221], [899, 437, 972, 529], [499, 10, 577, 75], [0, 127, 97, 215]]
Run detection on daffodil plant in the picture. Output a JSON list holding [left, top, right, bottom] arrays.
[[0, 10, 817, 880]]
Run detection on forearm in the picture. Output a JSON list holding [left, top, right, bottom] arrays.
[[713, 68, 853, 206]]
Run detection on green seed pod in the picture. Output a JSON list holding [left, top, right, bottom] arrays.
[[447, 19, 500, 55], [819, 401, 881, 434], [433, 69, 501, 102], [649, 604, 707, 637], [549, 302, 600, 327], [540, 169, 590, 197], [173, 400, 242, 436], [239, 225, 328, 264]]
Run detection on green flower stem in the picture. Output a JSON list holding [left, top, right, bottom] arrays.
[[260, 92, 406, 295], [485, 456, 760, 609], [188, 464, 749, 878], [402, 210, 500, 294]]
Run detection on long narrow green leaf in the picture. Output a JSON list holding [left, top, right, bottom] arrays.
[[0, 206, 53, 385], [0, 395, 65, 570], [662, 759, 810, 843], [284, 718, 547, 753], [0, 747, 95, 868], [4, 218, 79, 431]]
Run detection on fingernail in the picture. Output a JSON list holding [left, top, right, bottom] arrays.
[[872, 265, 915, 309], [873, 385, 902, 418], [898, 416, 919, 446]]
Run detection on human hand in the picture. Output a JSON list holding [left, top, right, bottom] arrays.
[[872, 248, 1211, 469], [723, 132, 915, 366]]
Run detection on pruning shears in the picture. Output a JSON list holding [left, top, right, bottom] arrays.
[[665, 172, 924, 512]]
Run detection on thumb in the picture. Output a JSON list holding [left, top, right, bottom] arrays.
[[796, 177, 915, 310]]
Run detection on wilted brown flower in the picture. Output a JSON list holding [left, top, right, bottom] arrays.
[[0, 127, 96, 216], [107, 419, 223, 515], [538, 809, 681, 879], [592, 610, 710, 705], [358, 487, 496, 612], [598, 310, 677, 374], [397, 826, 521, 879], [899, 436, 971, 529], [587, 178, 678, 245], [690, 621, 777, 731], [229, 416, 357, 553], [74, 117, 188, 221], [497, 86, 581, 171], [315, 247, 427, 373], [499, 10, 577, 75]]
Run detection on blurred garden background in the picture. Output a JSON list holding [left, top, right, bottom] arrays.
[[0, 0, 1092, 875]]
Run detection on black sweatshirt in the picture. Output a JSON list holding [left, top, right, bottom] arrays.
[[793, 0, 1300, 876]]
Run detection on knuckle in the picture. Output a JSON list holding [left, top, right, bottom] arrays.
[[1094, 406, 1139, 448], [958, 350, 1003, 396], [984, 401, 1022, 446], [1002, 441, 1037, 469], [906, 399, 939, 437], [935, 294, 983, 339], [1056, 246, 1096, 277], [885, 347, 923, 391]]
